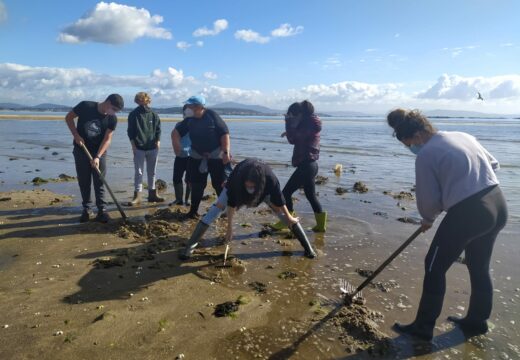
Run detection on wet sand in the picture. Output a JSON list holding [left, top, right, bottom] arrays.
[[1, 188, 519, 359]]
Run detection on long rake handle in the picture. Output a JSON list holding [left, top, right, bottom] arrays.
[[80, 143, 127, 220], [347, 226, 423, 301]]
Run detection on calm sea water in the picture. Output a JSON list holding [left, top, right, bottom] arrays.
[[1, 114, 518, 233], [0, 117, 520, 232]]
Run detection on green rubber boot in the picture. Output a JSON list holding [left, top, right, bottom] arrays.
[[312, 212, 327, 233], [269, 211, 295, 231]]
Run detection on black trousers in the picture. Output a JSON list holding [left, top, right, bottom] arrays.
[[73, 146, 107, 211], [416, 185, 508, 325], [173, 156, 190, 184], [283, 160, 323, 214], [188, 158, 225, 214]]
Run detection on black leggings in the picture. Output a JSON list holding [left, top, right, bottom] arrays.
[[283, 160, 323, 214], [188, 158, 225, 214], [419, 185, 508, 323], [173, 156, 190, 184]]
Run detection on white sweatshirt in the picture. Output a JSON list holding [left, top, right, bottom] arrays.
[[415, 131, 499, 225]]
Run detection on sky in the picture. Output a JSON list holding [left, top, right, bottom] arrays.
[[0, 0, 520, 113]]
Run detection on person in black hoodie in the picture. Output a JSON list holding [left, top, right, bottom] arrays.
[[271, 100, 326, 232], [127, 92, 163, 205], [178, 158, 316, 260]]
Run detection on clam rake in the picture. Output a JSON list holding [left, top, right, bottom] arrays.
[[342, 226, 423, 305]]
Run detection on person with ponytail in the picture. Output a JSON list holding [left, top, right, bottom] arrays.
[[178, 158, 317, 260], [387, 108, 508, 341], [271, 100, 326, 232]]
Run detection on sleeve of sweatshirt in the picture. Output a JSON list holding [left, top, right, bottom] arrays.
[[482, 145, 500, 171], [285, 121, 296, 144], [415, 155, 443, 225], [155, 113, 161, 141], [127, 111, 136, 140]]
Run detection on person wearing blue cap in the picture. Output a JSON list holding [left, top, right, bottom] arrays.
[[174, 95, 232, 218]]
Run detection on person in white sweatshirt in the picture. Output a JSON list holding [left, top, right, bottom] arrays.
[[387, 108, 508, 341]]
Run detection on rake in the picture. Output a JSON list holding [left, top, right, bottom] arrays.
[[343, 226, 423, 305]]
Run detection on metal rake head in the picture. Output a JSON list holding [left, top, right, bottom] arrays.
[[339, 278, 365, 304]]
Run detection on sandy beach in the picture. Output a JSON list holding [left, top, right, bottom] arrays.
[[0, 185, 518, 359]]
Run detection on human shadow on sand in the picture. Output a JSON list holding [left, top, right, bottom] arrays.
[[62, 232, 296, 304]]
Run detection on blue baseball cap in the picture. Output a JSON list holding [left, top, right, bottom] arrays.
[[184, 95, 206, 106]]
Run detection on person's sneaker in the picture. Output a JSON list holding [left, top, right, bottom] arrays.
[[79, 209, 91, 223], [95, 211, 111, 223]]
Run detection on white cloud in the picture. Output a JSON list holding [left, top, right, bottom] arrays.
[[442, 45, 479, 58], [176, 41, 191, 51], [271, 23, 303, 38], [201, 85, 262, 104], [365, 48, 377, 52], [196, 40, 204, 47], [0, 1, 7, 23], [297, 81, 401, 103], [0, 63, 194, 105], [418, 74, 520, 100], [2, 62, 520, 113], [193, 19, 228, 37], [58, 2, 172, 44], [234, 29, 270, 44], [394, 33, 400, 38], [203, 72, 218, 80], [500, 42, 514, 47]]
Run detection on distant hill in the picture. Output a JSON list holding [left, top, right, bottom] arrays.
[[0, 102, 25, 110], [424, 109, 515, 119], [213, 102, 282, 114], [31, 103, 70, 111], [326, 110, 374, 117]]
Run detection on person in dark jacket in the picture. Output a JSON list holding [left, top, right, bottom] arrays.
[[127, 92, 163, 205], [65, 94, 124, 223], [178, 158, 316, 260], [170, 104, 192, 206], [174, 95, 231, 218], [388, 108, 508, 341], [271, 100, 326, 232]]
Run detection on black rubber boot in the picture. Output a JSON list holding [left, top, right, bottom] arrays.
[[290, 222, 316, 258], [184, 184, 191, 206], [393, 293, 444, 341], [447, 291, 491, 335], [173, 183, 184, 205], [148, 189, 164, 203], [128, 191, 141, 207], [179, 221, 209, 260]]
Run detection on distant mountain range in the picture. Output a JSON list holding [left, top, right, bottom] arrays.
[[0, 102, 518, 118]]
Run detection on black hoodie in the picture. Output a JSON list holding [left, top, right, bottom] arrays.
[[127, 105, 161, 150]]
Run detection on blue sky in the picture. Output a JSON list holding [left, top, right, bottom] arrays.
[[1, 0, 519, 113]]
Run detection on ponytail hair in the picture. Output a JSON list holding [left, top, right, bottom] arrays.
[[387, 108, 435, 141]]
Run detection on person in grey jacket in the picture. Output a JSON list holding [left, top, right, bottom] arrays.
[[127, 92, 164, 205], [387, 108, 508, 341]]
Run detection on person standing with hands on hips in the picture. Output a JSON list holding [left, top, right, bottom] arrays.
[[174, 95, 231, 218], [387, 108, 508, 341], [126, 92, 164, 206], [65, 94, 124, 223]]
